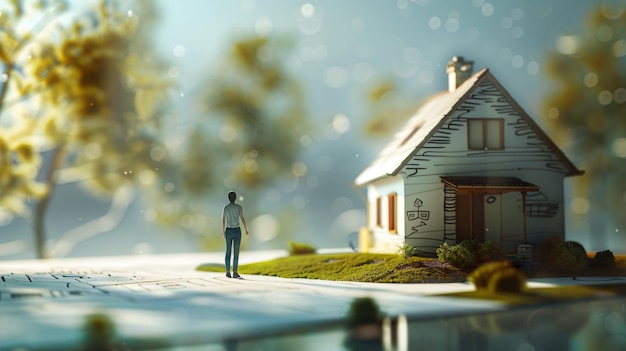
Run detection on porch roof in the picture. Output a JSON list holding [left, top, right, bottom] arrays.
[[440, 176, 540, 192]]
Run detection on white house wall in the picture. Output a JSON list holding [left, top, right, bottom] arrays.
[[398, 77, 569, 255], [366, 176, 405, 253]]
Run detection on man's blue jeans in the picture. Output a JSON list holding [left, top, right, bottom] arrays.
[[225, 227, 242, 273]]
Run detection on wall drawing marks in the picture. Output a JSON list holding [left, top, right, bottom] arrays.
[[406, 197, 430, 232]]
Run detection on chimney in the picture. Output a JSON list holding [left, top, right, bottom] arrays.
[[446, 56, 474, 92]]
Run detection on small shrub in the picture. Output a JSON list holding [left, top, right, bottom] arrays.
[[591, 250, 616, 269], [345, 297, 383, 328], [549, 243, 588, 272], [288, 241, 316, 255], [436, 241, 452, 263], [399, 243, 418, 259], [468, 260, 513, 290], [479, 240, 507, 262], [469, 260, 526, 293], [438, 240, 507, 271], [539, 235, 564, 261], [446, 240, 480, 271], [564, 241, 587, 258], [487, 267, 526, 293]]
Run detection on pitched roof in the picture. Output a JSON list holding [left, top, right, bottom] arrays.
[[354, 68, 583, 186]]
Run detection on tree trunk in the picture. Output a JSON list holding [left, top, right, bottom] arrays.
[[33, 147, 65, 259]]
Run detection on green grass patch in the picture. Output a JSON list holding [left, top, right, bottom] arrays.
[[197, 253, 467, 284]]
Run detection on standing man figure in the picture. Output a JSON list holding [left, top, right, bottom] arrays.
[[222, 191, 249, 278]]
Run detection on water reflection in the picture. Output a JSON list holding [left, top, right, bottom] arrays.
[[185, 297, 626, 351]]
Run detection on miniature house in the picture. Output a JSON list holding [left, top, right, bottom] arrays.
[[354, 56, 583, 256]]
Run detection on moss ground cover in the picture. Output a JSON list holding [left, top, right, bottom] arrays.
[[197, 253, 467, 283]]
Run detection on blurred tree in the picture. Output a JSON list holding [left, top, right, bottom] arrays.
[[541, 2, 626, 248], [0, 0, 169, 258], [146, 34, 311, 250], [201, 35, 309, 190], [361, 78, 422, 138]]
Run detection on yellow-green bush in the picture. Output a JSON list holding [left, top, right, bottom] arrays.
[[468, 260, 526, 293], [288, 241, 316, 255], [487, 268, 526, 293]]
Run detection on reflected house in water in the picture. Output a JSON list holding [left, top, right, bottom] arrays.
[[354, 56, 583, 256]]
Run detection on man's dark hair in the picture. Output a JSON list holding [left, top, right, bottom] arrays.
[[228, 191, 237, 203]]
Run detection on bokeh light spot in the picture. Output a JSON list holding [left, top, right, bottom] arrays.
[[511, 26, 524, 39], [445, 18, 460, 32], [403, 47, 420, 63], [512, 55, 524, 68], [306, 175, 319, 189], [257, 45, 273, 62], [219, 125, 237, 142], [548, 107, 559, 120], [168, 66, 179, 78], [604, 312, 625, 334], [255, 17, 273, 36], [245, 159, 258, 173], [301, 3, 315, 18], [150, 146, 166, 162], [143, 209, 156, 222], [613, 39, 626, 58], [596, 25, 613, 42], [428, 16, 441, 30], [472, 0, 484, 7], [396, 0, 409, 10], [556, 35, 579, 55], [584, 72, 598, 87], [332, 113, 351, 134], [614, 88, 626, 104], [393, 60, 417, 78], [526, 61, 539, 75], [251, 214, 280, 241], [300, 134, 312, 146], [570, 197, 590, 215], [612, 138, 626, 158], [510, 8, 524, 20], [500, 17, 513, 29], [481, 3, 494, 17], [164, 182, 175, 193], [352, 17, 365, 31], [291, 162, 308, 177], [138, 169, 155, 185], [598, 90, 613, 105], [173, 44, 186, 58], [84, 142, 102, 160], [325, 66, 348, 88]]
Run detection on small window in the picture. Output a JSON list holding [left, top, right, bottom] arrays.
[[468, 118, 504, 150], [388, 193, 397, 233], [375, 197, 382, 227]]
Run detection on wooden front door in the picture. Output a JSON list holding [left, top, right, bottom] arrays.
[[455, 191, 485, 242]]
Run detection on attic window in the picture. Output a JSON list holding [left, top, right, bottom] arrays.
[[399, 122, 424, 146], [468, 118, 504, 150]]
